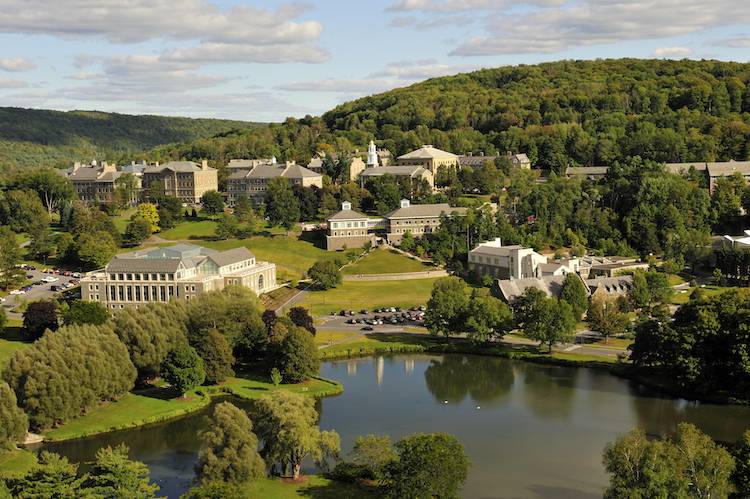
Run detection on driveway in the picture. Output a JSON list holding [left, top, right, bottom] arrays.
[[2, 268, 80, 320]]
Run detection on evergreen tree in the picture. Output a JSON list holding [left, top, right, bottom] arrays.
[[559, 273, 589, 320], [194, 330, 235, 385], [276, 324, 319, 383], [195, 402, 265, 484], [8, 452, 86, 498], [85, 444, 160, 499], [161, 345, 206, 397]]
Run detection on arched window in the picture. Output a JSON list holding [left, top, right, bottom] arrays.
[[258, 274, 264, 290]]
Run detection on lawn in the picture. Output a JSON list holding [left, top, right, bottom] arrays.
[[246, 475, 377, 498], [342, 249, 430, 275], [203, 233, 340, 282], [300, 278, 439, 316], [670, 285, 736, 304], [43, 375, 342, 442], [112, 207, 137, 233], [0, 326, 31, 370], [0, 449, 37, 478], [158, 219, 218, 240]]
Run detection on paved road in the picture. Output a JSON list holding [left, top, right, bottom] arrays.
[[2, 269, 80, 320]]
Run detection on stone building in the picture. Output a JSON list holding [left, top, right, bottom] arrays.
[[468, 238, 549, 280], [325, 202, 376, 251], [383, 199, 466, 245], [226, 162, 322, 205], [396, 145, 459, 175], [142, 161, 218, 203], [81, 243, 276, 309], [358, 165, 435, 190], [65, 161, 141, 205]]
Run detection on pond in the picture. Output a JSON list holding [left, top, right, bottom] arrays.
[[42, 354, 750, 498]]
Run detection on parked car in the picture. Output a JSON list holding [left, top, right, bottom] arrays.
[[360, 309, 368, 315], [361, 326, 374, 331]]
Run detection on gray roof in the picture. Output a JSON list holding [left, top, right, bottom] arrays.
[[470, 244, 524, 257], [235, 163, 320, 180], [398, 145, 457, 160], [327, 208, 368, 221], [565, 166, 609, 176], [458, 155, 499, 167], [208, 247, 255, 267], [359, 165, 429, 178], [384, 203, 467, 219], [707, 161, 750, 177], [585, 276, 633, 295], [107, 258, 182, 273], [510, 153, 530, 164], [665, 162, 708, 174], [496, 275, 575, 303], [144, 161, 212, 174]]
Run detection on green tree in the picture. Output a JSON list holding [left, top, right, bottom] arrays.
[[114, 173, 139, 209], [0, 382, 28, 451], [588, 293, 629, 343], [124, 217, 153, 246], [348, 434, 397, 481], [85, 444, 160, 499], [0, 307, 6, 331], [276, 325, 319, 383], [64, 300, 110, 326], [27, 224, 56, 262], [9, 168, 75, 217], [252, 391, 340, 480], [270, 367, 282, 386], [195, 402, 265, 484], [266, 178, 301, 230], [161, 345, 206, 397], [464, 294, 512, 341], [0, 189, 49, 234], [523, 296, 576, 352], [132, 203, 160, 233], [214, 212, 238, 240], [733, 430, 750, 496], [426, 277, 469, 336], [559, 273, 589, 320], [200, 191, 225, 215], [194, 329, 235, 385], [8, 451, 86, 498], [386, 433, 469, 499], [307, 260, 341, 290], [75, 231, 118, 269], [0, 226, 24, 290], [22, 300, 59, 340], [400, 231, 416, 252], [288, 306, 316, 335]]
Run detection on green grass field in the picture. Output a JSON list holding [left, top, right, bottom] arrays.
[[0, 326, 31, 370], [0, 449, 37, 478], [158, 219, 218, 240], [246, 475, 377, 498], [203, 233, 340, 282], [342, 249, 430, 275], [300, 278, 439, 316], [670, 284, 736, 304], [43, 375, 341, 442]]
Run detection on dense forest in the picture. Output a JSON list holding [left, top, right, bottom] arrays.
[[0, 107, 260, 170], [153, 59, 750, 171]]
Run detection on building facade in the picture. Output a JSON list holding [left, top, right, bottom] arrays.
[[81, 244, 276, 309], [142, 161, 218, 203], [383, 199, 466, 245], [396, 145, 459, 175], [468, 238, 548, 280], [65, 161, 141, 205], [359, 165, 435, 190], [226, 162, 322, 205], [325, 202, 376, 251]]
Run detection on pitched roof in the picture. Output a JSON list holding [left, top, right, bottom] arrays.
[[565, 166, 609, 176], [458, 155, 499, 167], [106, 257, 183, 273], [208, 247, 255, 267], [665, 162, 708, 174], [383, 203, 466, 219], [327, 208, 369, 221], [238, 163, 321, 180], [510, 153, 530, 163], [144, 161, 212, 174], [397, 145, 457, 160], [496, 275, 574, 303], [585, 276, 633, 295], [359, 165, 429, 178]]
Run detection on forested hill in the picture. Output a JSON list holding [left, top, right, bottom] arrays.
[[155, 59, 750, 171], [0, 107, 260, 170]]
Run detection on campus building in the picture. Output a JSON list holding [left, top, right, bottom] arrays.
[[395, 145, 459, 175], [358, 165, 435, 190], [142, 161, 218, 203], [383, 199, 467, 245], [468, 239, 549, 280], [325, 202, 377, 251], [226, 162, 322, 205], [81, 243, 276, 309]]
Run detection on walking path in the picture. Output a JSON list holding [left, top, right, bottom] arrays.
[[343, 269, 448, 281]]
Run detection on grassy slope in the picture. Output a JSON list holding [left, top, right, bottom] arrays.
[[342, 249, 430, 275], [43, 376, 341, 442], [301, 278, 439, 316], [0, 325, 31, 370], [247, 475, 377, 498], [0, 449, 37, 478]]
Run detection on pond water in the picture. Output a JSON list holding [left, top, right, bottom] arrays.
[[42, 354, 750, 498]]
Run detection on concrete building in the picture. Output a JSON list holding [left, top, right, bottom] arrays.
[[396, 145, 459, 175], [81, 243, 276, 309], [494, 274, 572, 304], [383, 199, 466, 245], [142, 161, 218, 203], [325, 202, 377, 251], [66, 161, 141, 205], [723, 230, 750, 250], [359, 165, 435, 190], [707, 161, 750, 192], [226, 162, 322, 205], [468, 238, 549, 280], [508, 152, 531, 169], [226, 158, 276, 172], [458, 153, 499, 169]]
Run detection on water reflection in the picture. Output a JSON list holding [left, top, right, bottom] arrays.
[[518, 363, 579, 419], [424, 355, 514, 406]]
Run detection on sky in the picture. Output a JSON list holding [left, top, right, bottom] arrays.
[[0, 0, 749, 122]]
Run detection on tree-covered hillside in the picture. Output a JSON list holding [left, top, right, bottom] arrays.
[[0, 107, 260, 170], [155, 59, 750, 172]]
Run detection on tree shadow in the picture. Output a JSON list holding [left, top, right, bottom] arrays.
[[0, 326, 32, 344], [296, 480, 379, 498], [133, 385, 182, 401], [299, 230, 327, 249]]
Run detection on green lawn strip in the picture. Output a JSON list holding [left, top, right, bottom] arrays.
[[0, 327, 32, 369], [112, 207, 137, 233], [202, 233, 338, 282], [246, 475, 378, 498], [301, 278, 438, 316], [667, 274, 687, 286], [670, 285, 737, 304], [43, 375, 342, 442], [158, 219, 218, 240], [342, 249, 430, 275], [0, 449, 37, 478]]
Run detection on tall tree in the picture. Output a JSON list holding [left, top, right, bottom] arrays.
[[426, 277, 469, 336], [266, 178, 300, 230], [288, 307, 316, 335], [252, 391, 340, 480], [464, 294, 512, 342], [194, 329, 235, 385], [307, 260, 341, 290], [587, 293, 629, 343], [200, 191, 225, 215], [276, 324, 319, 383], [8, 452, 86, 498], [559, 273, 589, 320], [161, 345, 206, 397], [0, 226, 24, 290], [132, 203, 160, 233], [9, 168, 75, 217], [22, 300, 59, 340], [85, 444, 160, 499], [64, 300, 110, 326], [0, 382, 28, 451], [195, 402, 265, 484], [522, 296, 576, 352]]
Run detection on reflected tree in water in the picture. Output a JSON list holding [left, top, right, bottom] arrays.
[[424, 355, 514, 406]]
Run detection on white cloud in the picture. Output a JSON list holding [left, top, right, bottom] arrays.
[[0, 77, 26, 88], [0, 58, 35, 72], [369, 59, 477, 79], [441, 0, 750, 56], [162, 43, 328, 65], [709, 35, 750, 48], [0, 0, 327, 64], [388, 0, 563, 12], [276, 78, 405, 94], [653, 46, 693, 58]]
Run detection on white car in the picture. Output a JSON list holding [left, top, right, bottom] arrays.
[[9, 289, 25, 295], [42, 276, 59, 283]]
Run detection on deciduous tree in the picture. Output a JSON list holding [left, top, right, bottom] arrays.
[[426, 277, 469, 336], [22, 300, 59, 340], [85, 444, 160, 499], [307, 260, 341, 290], [0, 382, 28, 451], [161, 345, 206, 397]]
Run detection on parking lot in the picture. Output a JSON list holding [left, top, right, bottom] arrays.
[[1, 265, 81, 320], [320, 306, 427, 332]]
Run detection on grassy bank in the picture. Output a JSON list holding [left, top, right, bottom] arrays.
[[342, 249, 430, 275], [301, 278, 438, 316], [0, 449, 37, 478], [43, 375, 342, 442], [0, 325, 32, 370], [246, 475, 377, 498]]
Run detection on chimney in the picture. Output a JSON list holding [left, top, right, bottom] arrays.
[[73, 162, 82, 172], [480, 151, 484, 156], [201, 160, 209, 170], [131, 160, 136, 166], [341, 201, 352, 211], [400, 199, 411, 208]]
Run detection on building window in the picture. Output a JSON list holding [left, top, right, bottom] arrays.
[[258, 274, 264, 290]]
